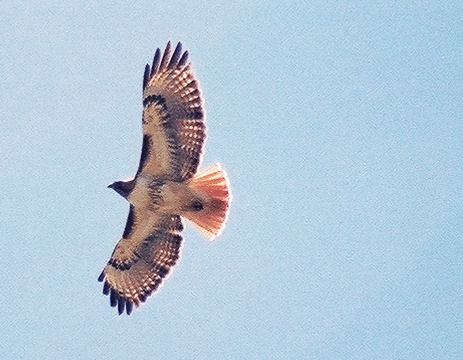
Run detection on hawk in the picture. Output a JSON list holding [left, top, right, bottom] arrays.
[[98, 42, 231, 315]]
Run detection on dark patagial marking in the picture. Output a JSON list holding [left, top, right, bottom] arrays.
[[137, 134, 152, 174], [191, 199, 203, 211], [123, 205, 136, 238], [163, 125, 183, 178]]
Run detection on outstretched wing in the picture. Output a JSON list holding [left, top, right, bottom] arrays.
[[98, 208, 184, 315], [137, 41, 207, 181]]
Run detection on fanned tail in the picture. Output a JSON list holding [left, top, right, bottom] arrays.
[[185, 164, 231, 239]]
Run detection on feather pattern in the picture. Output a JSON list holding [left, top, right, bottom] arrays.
[[138, 41, 206, 180], [98, 213, 183, 315]]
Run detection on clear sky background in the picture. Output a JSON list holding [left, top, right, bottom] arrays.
[[1, 1, 461, 359]]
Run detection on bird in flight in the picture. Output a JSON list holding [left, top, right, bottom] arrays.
[[98, 41, 231, 315]]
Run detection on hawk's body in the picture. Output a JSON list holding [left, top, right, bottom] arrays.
[[98, 42, 231, 315]]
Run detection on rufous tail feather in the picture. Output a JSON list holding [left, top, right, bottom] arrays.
[[185, 163, 231, 240]]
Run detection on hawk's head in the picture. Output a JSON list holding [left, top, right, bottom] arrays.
[[108, 180, 135, 199]]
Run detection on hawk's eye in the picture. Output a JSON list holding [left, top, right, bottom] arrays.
[[191, 199, 203, 211]]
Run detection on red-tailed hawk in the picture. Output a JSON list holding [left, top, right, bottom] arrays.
[[98, 42, 231, 315]]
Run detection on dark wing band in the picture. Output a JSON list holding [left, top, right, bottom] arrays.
[[137, 41, 206, 181], [98, 212, 183, 315]]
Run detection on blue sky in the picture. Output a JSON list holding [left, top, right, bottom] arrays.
[[1, 1, 461, 359]]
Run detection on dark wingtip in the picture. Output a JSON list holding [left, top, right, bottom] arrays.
[[103, 281, 110, 295], [118, 297, 126, 315], [145, 42, 188, 90], [126, 300, 133, 315], [97, 271, 105, 282], [178, 50, 189, 66], [143, 64, 150, 90], [110, 289, 119, 307], [158, 265, 169, 278], [159, 41, 172, 70], [151, 48, 161, 77], [168, 42, 182, 69]]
